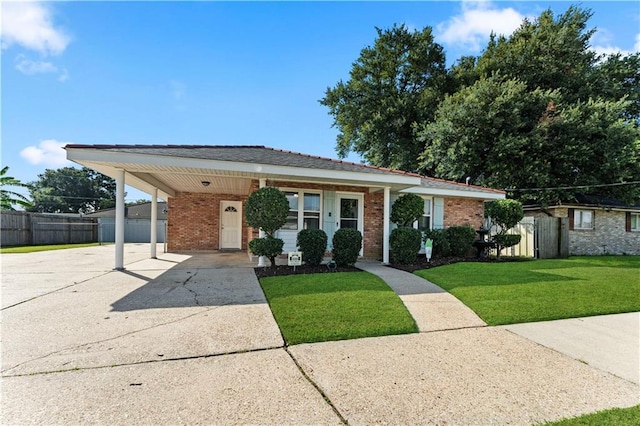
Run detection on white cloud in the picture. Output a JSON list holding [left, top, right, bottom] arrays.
[[15, 54, 57, 74], [20, 140, 71, 167], [1, 2, 70, 56], [58, 68, 70, 82], [590, 28, 636, 57], [635, 33, 640, 52], [437, 1, 529, 52], [170, 80, 186, 100], [14, 54, 70, 81], [591, 45, 633, 57]]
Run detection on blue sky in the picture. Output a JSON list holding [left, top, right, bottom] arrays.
[[2, 1, 639, 202]]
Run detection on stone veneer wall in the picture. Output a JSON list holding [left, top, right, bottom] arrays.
[[526, 207, 640, 255], [569, 210, 640, 255]]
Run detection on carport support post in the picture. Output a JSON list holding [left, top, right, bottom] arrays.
[[115, 169, 125, 270], [150, 188, 158, 259], [257, 178, 267, 267], [383, 186, 390, 265]]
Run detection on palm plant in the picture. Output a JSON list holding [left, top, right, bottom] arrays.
[[0, 166, 32, 210]]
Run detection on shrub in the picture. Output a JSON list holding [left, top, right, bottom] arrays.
[[445, 225, 476, 257], [485, 199, 524, 258], [245, 187, 289, 237], [390, 194, 425, 227], [390, 227, 422, 264], [297, 229, 328, 266], [249, 236, 284, 269], [493, 234, 522, 251], [332, 228, 362, 266], [423, 229, 450, 258]]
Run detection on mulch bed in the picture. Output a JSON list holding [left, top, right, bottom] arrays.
[[254, 263, 361, 278], [389, 256, 475, 273], [254, 255, 527, 278]]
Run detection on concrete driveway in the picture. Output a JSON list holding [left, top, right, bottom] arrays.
[[2, 244, 638, 425]]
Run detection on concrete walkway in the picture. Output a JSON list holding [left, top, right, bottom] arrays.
[[504, 312, 640, 384], [2, 246, 639, 425], [356, 260, 486, 332]]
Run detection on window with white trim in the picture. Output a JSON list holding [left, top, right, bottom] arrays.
[[283, 192, 299, 230], [282, 190, 321, 231], [630, 213, 640, 231], [415, 197, 432, 232], [573, 209, 594, 230]]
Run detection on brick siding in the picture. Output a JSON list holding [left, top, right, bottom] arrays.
[[167, 192, 249, 251], [167, 179, 488, 258], [444, 198, 484, 229]]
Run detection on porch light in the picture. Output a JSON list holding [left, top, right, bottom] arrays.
[[201, 181, 211, 187]]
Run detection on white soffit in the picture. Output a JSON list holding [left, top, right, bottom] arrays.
[[402, 186, 505, 200]]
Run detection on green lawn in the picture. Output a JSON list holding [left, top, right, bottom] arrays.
[[543, 404, 640, 425], [415, 256, 640, 325], [259, 271, 418, 345], [0, 242, 103, 254]]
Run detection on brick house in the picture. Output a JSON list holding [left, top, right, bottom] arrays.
[[65, 145, 504, 269], [524, 196, 640, 256]]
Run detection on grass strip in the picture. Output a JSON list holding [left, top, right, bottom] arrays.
[[1, 243, 104, 254], [260, 271, 418, 345], [416, 256, 640, 325], [543, 404, 640, 425]]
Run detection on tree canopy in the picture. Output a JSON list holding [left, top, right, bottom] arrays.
[[320, 24, 448, 172], [28, 167, 117, 213], [322, 6, 640, 205]]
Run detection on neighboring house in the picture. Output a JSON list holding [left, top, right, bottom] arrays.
[[87, 202, 168, 243], [524, 195, 640, 256], [65, 145, 504, 268]]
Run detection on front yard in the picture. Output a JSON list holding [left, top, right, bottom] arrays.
[[416, 256, 640, 325], [259, 271, 418, 345]]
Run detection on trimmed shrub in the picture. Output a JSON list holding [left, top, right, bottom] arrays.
[[297, 229, 328, 266], [390, 194, 424, 227], [423, 229, 450, 258], [445, 225, 476, 257], [245, 187, 289, 237], [390, 227, 422, 264], [493, 234, 522, 251], [332, 228, 362, 266], [249, 236, 284, 269]]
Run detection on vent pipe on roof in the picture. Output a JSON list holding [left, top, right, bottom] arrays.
[[466, 176, 471, 185]]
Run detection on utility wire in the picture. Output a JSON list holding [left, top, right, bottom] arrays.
[[506, 181, 640, 192]]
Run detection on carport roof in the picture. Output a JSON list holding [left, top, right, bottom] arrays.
[[66, 145, 421, 177], [65, 144, 504, 200]]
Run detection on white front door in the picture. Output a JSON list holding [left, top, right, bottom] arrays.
[[220, 201, 242, 249]]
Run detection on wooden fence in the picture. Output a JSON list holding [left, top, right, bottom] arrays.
[[486, 216, 569, 259], [535, 216, 569, 259], [1, 211, 98, 246]]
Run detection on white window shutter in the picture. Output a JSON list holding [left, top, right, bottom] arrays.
[[433, 197, 444, 229]]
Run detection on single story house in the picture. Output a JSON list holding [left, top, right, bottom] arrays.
[[86, 201, 168, 243], [524, 195, 640, 255], [65, 145, 505, 269]]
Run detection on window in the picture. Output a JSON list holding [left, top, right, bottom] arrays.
[[303, 193, 321, 230], [416, 198, 432, 232], [629, 213, 640, 231], [573, 209, 594, 230], [281, 190, 321, 231], [283, 192, 299, 230]]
